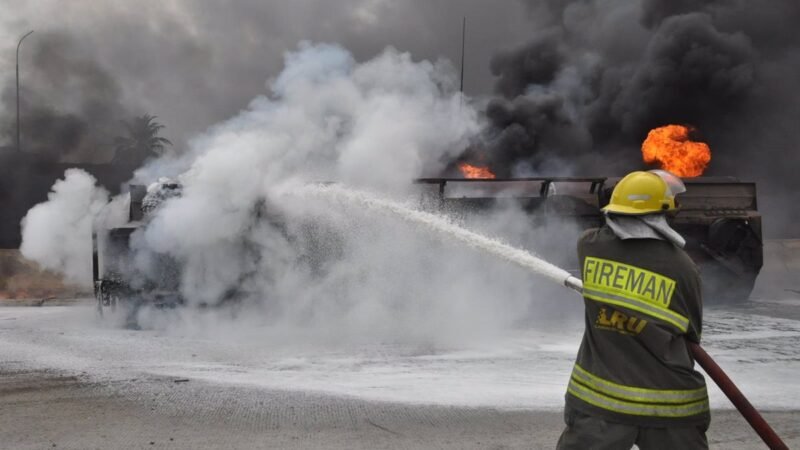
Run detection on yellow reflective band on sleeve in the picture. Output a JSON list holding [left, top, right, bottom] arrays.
[[571, 364, 708, 405], [568, 379, 710, 418], [582, 257, 689, 333]]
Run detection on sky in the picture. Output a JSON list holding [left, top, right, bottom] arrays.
[[0, 0, 536, 146]]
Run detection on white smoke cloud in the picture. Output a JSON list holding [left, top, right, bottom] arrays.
[[19, 169, 109, 285], [140, 41, 477, 282], [132, 43, 495, 338], [20, 42, 582, 346]]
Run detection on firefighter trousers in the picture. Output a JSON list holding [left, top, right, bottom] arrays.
[[556, 407, 709, 450]]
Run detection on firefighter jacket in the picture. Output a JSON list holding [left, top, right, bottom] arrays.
[[565, 225, 709, 427]]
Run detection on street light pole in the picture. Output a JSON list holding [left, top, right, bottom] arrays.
[[16, 30, 34, 153]]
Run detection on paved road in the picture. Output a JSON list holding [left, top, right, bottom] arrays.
[[1, 300, 799, 449], [1, 368, 798, 450]]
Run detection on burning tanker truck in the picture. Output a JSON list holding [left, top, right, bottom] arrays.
[[413, 175, 762, 304], [92, 126, 763, 315], [430, 125, 762, 303]]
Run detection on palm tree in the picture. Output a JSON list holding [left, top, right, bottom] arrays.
[[113, 114, 172, 166]]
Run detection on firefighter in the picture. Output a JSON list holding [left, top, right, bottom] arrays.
[[557, 170, 709, 450]]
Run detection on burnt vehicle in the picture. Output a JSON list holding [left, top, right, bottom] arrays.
[[414, 177, 763, 303], [93, 181, 184, 317], [92, 180, 329, 318]]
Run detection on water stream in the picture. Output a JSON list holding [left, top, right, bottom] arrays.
[[292, 183, 577, 287]]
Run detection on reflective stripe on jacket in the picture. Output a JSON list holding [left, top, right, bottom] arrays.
[[568, 364, 709, 418]]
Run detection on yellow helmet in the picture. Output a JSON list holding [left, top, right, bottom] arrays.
[[602, 170, 686, 215]]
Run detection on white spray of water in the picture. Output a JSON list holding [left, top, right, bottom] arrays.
[[291, 183, 576, 287]]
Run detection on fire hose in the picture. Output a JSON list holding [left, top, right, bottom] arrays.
[[562, 276, 788, 450]]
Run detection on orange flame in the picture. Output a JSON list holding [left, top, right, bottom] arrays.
[[458, 163, 496, 179], [642, 125, 711, 178]]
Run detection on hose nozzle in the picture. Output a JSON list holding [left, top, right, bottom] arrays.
[[564, 276, 583, 294]]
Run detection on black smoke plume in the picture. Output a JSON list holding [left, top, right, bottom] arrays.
[[1, 32, 130, 162], [478, 0, 800, 237], [3, 1, 799, 238], [0, 33, 152, 247]]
